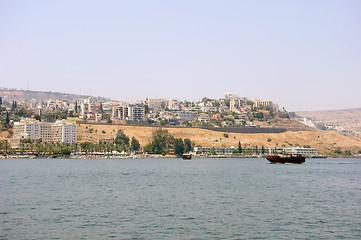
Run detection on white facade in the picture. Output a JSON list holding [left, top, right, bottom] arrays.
[[127, 106, 146, 121], [194, 146, 236, 154], [112, 105, 128, 120], [168, 99, 181, 110], [201, 106, 218, 112], [176, 111, 198, 121], [12, 119, 77, 143], [13, 119, 40, 139], [254, 100, 274, 109], [147, 98, 168, 111], [266, 147, 318, 156], [282, 147, 317, 155], [112, 105, 146, 121]]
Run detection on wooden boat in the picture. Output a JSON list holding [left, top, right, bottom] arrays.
[[182, 153, 192, 160], [311, 155, 327, 158], [266, 154, 305, 164]]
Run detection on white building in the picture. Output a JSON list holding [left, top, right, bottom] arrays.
[[254, 100, 274, 109], [168, 99, 181, 110], [201, 106, 218, 112], [80, 98, 101, 120], [176, 111, 198, 122], [267, 146, 318, 156], [112, 105, 145, 122], [112, 105, 128, 120], [194, 146, 236, 154], [147, 98, 168, 111], [127, 106, 146, 121], [11, 119, 77, 144], [13, 119, 40, 139]]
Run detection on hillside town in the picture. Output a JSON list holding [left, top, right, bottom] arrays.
[[1, 91, 284, 126], [0, 89, 360, 158]]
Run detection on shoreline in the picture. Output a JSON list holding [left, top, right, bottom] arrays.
[[1, 154, 360, 159]]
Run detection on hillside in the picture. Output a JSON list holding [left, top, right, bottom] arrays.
[[297, 108, 361, 134], [0, 89, 108, 104], [253, 117, 315, 131], [77, 123, 361, 154]]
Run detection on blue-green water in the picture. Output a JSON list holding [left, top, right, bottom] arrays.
[[0, 158, 360, 239]]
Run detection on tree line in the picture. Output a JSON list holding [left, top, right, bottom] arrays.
[[0, 128, 194, 156]]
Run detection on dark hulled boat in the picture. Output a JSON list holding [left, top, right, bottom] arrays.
[[266, 154, 305, 164], [182, 153, 192, 160]]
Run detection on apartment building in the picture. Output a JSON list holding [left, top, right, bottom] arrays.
[[112, 105, 146, 122], [11, 119, 77, 144], [112, 105, 128, 120], [168, 99, 181, 110], [80, 98, 101, 119], [13, 119, 40, 139], [147, 98, 168, 111], [127, 106, 146, 121], [230, 98, 246, 112]]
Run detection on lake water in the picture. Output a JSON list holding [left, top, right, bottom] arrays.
[[1, 158, 360, 239]]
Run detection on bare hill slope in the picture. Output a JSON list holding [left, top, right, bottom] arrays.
[[77, 123, 361, 154]]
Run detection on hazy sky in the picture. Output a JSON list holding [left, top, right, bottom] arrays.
[[1, 0, 360, 111]]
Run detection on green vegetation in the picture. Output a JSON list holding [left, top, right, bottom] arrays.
[[142, 128, 194, 155], [238, 141, 243, 154], [131, 137, 140, 151], [209, 148, 216, 155]]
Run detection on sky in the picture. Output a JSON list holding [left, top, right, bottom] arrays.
[[0, 0, 360, 111]]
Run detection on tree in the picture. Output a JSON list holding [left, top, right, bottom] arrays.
[[151, 128, 174, 154], [100, 102, 104, 113], [253, 112, 264, 120], [131, 137, 140, 151], [333, 147, 343, 154], [143, 143, 153, 153], [115, 133, 130, 147], [5, 111, 10, 127], [34, 114, 41, 121], [202, 97, 209, 103], [261, 145, 265, 154], [11, 100, 17, 111], [209, 148, 216, 155], [184, 138, 193, 152], [174, 138, 185, 155], [238, 141, 243, 154], [80, 142, 93, 153]]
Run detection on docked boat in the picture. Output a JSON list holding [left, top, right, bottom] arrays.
[[182, 153, 192, 160], [311, 155, 327, 158], [266, 154, 305, 164]]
